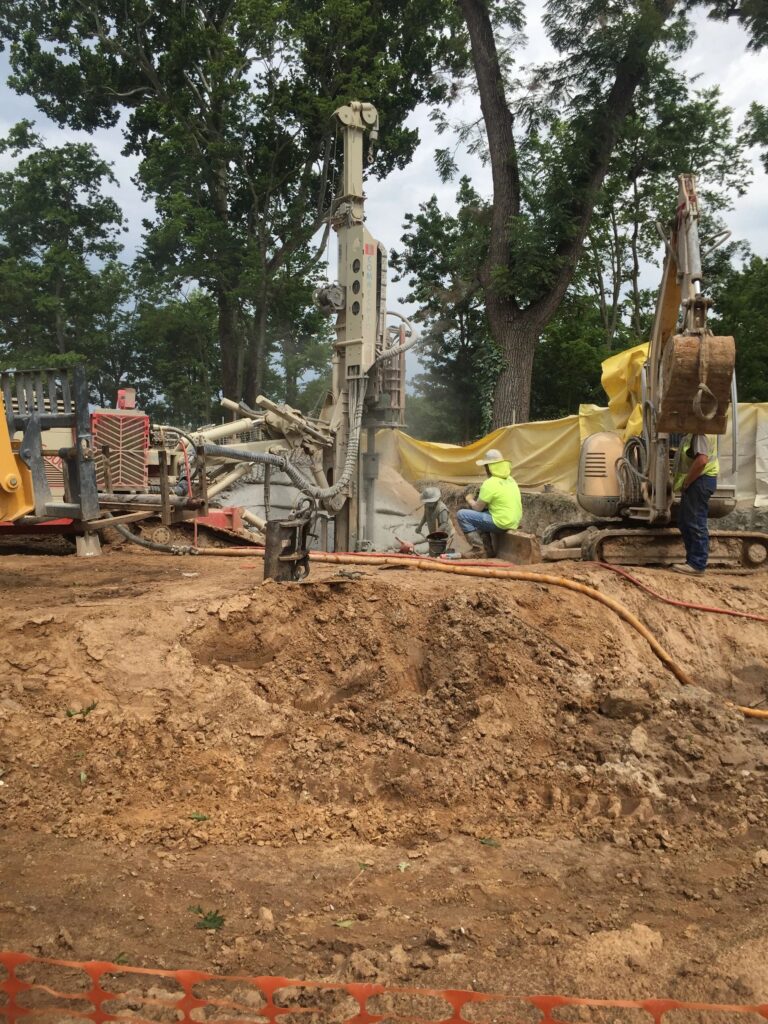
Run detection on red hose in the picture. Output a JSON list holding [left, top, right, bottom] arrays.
[[593, 562, 768, 624]]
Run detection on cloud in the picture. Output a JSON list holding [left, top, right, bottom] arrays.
[[1, 6, 766, 297]]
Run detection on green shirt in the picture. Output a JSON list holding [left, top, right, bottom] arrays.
[[673, 434, 719, 491], [478, 475, 522, 530]]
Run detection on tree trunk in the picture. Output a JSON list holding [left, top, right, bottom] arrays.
[[243, 298, 268, 407], [54, 280, 66, 354], [218, 288, 241, 406], [486, 308, 538, 427]]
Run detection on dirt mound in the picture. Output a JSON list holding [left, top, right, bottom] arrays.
[[2, 553, 768, 1001], [2, 561, 767, 853]]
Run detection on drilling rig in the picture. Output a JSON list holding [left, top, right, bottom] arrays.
[[212, 101, 409, 567]]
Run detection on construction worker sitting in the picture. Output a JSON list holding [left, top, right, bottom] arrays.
[[457, 448, 522, 558], [415, 486, 453, 546], [672, 433, 719, 575]]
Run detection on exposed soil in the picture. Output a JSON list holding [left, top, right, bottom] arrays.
[[1, 549, 768, 1010]]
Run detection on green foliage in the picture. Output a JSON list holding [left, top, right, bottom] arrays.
[[745, 102, 768, 173], [392, 177, 500, 442], [705, 0, 768, 50], [132, 289, 221, 427], [532, 297, 610, 420], [0, 121, 127, 372], [188, 905, 225, 931], [0, 0, 468, 403], [66, 702, 98, 719], [710, 255, 768, 403]]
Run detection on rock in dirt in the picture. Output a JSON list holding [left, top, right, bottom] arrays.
[[426, 926, 451, 949], [600, 687, 653, 720], [411, 951, 435, 970], [347, 951, 379, 981], [753, 849, 768, 871], [257, 906, 275, 933]]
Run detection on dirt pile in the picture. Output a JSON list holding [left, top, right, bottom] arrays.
[[1, 553, 768, 1002], [2, 560, 767, 851]]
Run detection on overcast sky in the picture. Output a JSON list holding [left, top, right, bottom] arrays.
[[0, 5, 766, 316]]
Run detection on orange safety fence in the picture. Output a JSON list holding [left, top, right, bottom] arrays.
[[3, 952, 768, 1024]]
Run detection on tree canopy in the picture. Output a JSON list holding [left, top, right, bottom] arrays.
[[452, 0, 766, 425]]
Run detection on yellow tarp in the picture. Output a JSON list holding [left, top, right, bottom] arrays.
[[396, 416, 581, 490], [394, 341, 767, 502], [601, 341, 647, 437], [394, 403, 768, 503]]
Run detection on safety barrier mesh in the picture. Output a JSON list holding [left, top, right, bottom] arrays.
[[3, 952, 768, 1024]]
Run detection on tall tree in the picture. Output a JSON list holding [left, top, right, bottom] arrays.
[[131, 289, 221, 427], [391, 177, 500, 441], [454, 0, 765, 426], [0, 120, 128, 370], [0, 0, 466, 405]]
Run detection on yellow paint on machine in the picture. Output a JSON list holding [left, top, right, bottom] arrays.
[[0, 392, 34, 522]]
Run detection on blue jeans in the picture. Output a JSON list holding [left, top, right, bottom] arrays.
[[457, 508, 505, 534], [678, 475, 717, 570]]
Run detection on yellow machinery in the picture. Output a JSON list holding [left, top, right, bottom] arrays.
[[0, 391, 34, 522], [545, 174, 768, 569]]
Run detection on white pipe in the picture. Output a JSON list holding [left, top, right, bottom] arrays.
[[242, 508, 267, 531], [207, 462, 251, 498]]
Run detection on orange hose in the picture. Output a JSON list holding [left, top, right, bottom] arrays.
[[196, 547, 694, 688]]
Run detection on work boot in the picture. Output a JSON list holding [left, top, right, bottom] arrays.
[[461, 530, 486, 559], [672, 562, 705, 575], [481, 533, 496, 558]]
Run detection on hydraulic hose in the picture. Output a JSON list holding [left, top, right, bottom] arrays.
[[191, 548, 693, 687], [188, 547, 768, 720], [105, 518, 195, 555], [593, 562, 768, 624]]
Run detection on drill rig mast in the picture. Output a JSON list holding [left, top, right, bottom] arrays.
[[218, 101, 408, 557]]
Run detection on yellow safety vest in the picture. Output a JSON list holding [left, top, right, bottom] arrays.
[[673, 434, 719, 492]]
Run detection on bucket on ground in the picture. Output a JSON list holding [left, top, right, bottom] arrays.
[[427, 531, 448, 557]]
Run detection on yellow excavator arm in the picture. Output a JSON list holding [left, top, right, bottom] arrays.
[[0, 391, 34, 522]]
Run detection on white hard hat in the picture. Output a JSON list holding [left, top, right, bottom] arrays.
[[475, 448, 504, 466], [420, 486, 441, 503]]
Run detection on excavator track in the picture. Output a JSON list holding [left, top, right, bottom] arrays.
[[581, 527, 768, 569]]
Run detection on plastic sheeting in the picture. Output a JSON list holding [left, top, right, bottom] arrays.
[[396, 417, 581, 490], [601, 341, 648, 436], [395, 340, 767, 504], [395, 403, 768, 504]]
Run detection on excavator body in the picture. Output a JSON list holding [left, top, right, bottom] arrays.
[[546, 174, 768, 569]]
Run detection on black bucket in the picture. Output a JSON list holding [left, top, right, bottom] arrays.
[[426, 531, 449, 557]]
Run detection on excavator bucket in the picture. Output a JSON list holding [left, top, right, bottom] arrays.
[[657, 333, 735, 434]]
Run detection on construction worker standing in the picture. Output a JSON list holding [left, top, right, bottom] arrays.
[[672, 433, 719, 575], [457, 448, 522, 558]]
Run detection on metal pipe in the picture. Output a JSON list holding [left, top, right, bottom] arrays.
[[730, 375, 739, 487], [192, 418, 261, 444], [242, 508, 267, 532], [207, 463, 251, 498], [97, 492, 203, 508]]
